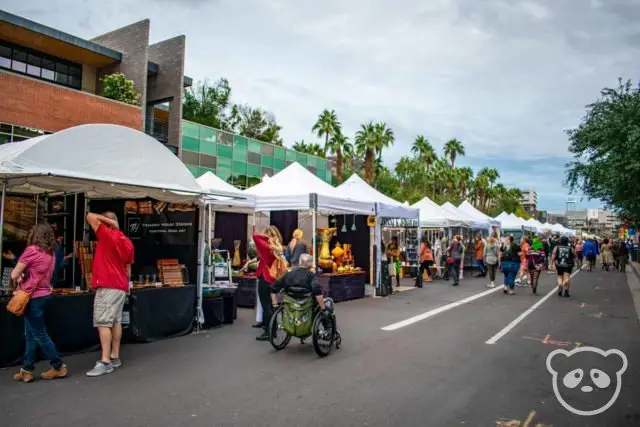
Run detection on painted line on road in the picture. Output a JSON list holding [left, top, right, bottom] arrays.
[[485, 269, 580, 345], [381, 286, 504, 331]]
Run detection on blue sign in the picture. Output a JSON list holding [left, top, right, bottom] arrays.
[[629, 227, 636, 236]]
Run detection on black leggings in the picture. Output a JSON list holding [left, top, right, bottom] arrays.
[[257, 277, 273, 333], [415, 260, 433, 286]]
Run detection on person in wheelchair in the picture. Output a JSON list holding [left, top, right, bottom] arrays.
[[270, 254, 326, 312]]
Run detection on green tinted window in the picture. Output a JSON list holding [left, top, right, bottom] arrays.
[[286, 150, 297, 161], [217, 166, 231, 181], [296, 153, 307, 166], [325, 169, 332, 182], [217, 156, 231, 168], [182, 121, 200, 138], [248, 139, 261, 153], [307, 156, 316, 168], [248, 164, 261, 177], [232, 161, 247, 174], [261, 155, 274, 168], [200, 140, 216, 156], [186, 164, 200, 177], [182, 136, 199, 152], [233, 148, 247, 162], [199, 126, 217, 143], [201, 167, 215, 175], [274, 158, 286, 170], [274, 147, 286, 160], [217, 144, 233, 159], [233, 135, 248, 150]]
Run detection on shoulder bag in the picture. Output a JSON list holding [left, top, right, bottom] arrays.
[[7, 257, 53, 317], [268, 251, 289, 281]]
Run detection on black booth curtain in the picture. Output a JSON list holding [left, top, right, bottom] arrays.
[[330, 215, 370, 275], [270, 210, 298, 244], [214, 212, 248, 260]]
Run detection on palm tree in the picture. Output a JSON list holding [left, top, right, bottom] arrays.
[[373, 122, 394, 184], [312, 109, 341, 155], [355, 122, 377, 184], [325, 131, 352, 184], [457, 166, 474, 199], [293, 140, 324, 158], [477, 167, 500, 188], [443, 138, 465, 167], [411, 135, 437, 171], [292, 139, 308, 153]]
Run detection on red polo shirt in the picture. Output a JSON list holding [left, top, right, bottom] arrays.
[[92, 224, 134, 291]]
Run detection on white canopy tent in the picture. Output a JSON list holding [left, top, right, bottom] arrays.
[[510, 214, 535, 232], [243, 163, 374, 215], [495, 212, 526, 231], [412, 197, 453, 228], [525, 218, 542, 234], [458, 201, 501, 230], [334, 174, 418, 219], [334, 174, 419, 295], [440, 202, 472, 228], [197, 172, 255, 213]]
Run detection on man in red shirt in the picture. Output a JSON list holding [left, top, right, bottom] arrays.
[[85, 212, 134, 377]]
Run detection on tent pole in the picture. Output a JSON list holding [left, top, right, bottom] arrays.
[[0, 181, 5, 277], [312, 208, 317, 270], [35, 195, 39, 223], [72, 193, 78, 288]]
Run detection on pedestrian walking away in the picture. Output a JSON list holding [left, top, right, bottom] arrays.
[[516, 237, 531, 286], [253, 225, 285, 341], [600, 238, 614, 271], [618, 240, 629, 272], [474, 234, 486, 278], [500, 235, 521, 295], [582, 238, 597, 271], [415, 236, 434, 288], [551, 236, 575, 297], [575, 239, 584, 270], [447, 235, 464, 286], [483, 235, 500, 288], [12, 224, 67, 383], [85, 212, 134, 377]]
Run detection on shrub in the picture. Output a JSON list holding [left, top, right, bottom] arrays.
[[102, 72, 141, 106]]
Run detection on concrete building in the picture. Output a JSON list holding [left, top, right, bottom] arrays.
[[519, 189, 537, 214], [0, 10, 191, 154], [0, 10, 332, 188]]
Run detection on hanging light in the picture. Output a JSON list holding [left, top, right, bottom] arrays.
[[341, 214, 347, 232], [351, 214, 357, 231]]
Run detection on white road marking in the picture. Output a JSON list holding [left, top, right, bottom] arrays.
[[485, 269, 581, 345], [381, 286, 504, 331]]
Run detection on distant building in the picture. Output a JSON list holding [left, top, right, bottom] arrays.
[[519, 189, 537, 215], [547, 208, 619, 235]]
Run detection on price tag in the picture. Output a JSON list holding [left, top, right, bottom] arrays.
[[121, 311, 130, 325]]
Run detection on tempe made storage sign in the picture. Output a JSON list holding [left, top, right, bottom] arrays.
[[125, 201, 195, 245]]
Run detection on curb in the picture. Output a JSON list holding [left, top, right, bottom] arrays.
[[627, 262, 640, 323]]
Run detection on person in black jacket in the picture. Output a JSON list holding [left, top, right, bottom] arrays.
[[270, 254, 326, 311]]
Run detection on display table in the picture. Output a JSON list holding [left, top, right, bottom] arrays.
[[318, 272, 366, 302], [233, 274, 258, 308], [0, 292, 98, 368], [201, 286, 237, 329], [125, 285, 196, 343], [399, 264, 418, 278]]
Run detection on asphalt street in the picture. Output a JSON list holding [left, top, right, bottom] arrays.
[[1, 266, 640, 427]]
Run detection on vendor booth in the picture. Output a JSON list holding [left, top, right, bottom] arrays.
[[333, 174, 419, 296], [457, 201, 501, 235], [0, 124, 247, 367], [244, 163, 375, 303], [495, 212, 528, 240]]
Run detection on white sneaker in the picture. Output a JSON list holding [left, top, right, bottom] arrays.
[[489, 281, 495, 288], [515, 279, 521, 284], [86, 361, 114, 377]]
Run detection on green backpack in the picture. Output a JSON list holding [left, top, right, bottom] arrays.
[[281, 293, 314, 337]]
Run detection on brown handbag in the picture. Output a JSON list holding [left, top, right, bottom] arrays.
[[6, 257, 53, 317]]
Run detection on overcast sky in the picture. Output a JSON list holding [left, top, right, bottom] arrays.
[[5, 0, 639, 210]]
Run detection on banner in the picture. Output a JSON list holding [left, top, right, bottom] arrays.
[[125, 201, 195, 246]]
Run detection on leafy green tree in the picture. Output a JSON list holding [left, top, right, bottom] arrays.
[[411, 135, 437, 171], [233, 104, 283, 145], [325, 131, 352, 184], [566, 79, 640, 221], [457, 167, 474, 199], [312, 109, 341, 155], [355, 122, 377, 183], [183, 79, 235, 130], [102, 72, 140, 106], [293, 140, 324, 158], [443, 138, 465, 167]]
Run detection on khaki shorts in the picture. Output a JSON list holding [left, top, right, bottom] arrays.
[[93, 288, 126, 328]]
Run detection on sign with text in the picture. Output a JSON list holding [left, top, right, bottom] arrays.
[[126, 209, 195, 245]]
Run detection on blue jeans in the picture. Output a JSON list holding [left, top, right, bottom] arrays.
[[476, 259, 486, 275], [502, 261, 520, 290], [23, 296, 63, 372]]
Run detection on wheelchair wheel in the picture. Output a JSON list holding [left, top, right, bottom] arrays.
[[269, 307, 291, 351], [312, 312, 335, 357]]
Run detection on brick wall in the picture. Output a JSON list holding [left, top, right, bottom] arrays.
[[0, 71, 142, 131]]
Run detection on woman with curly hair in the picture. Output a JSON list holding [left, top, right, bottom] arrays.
[[253, 225, 285, 341], [12, 223, 67, 383]]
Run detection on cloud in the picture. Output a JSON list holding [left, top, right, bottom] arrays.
[[3, 0, 639, 210]]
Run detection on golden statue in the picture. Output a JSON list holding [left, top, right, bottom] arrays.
[[317, 227, 336, 269], [332, 243, 345, 266], [232, 240, 242, 267]]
